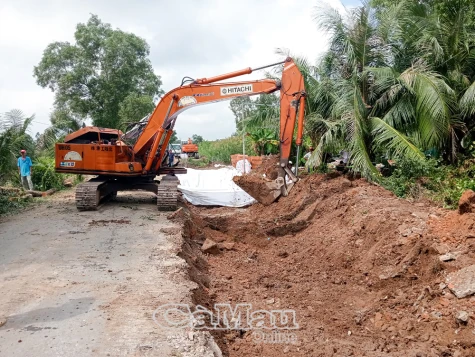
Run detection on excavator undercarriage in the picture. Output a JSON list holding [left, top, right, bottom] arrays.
[[75, 174, 180, 211]]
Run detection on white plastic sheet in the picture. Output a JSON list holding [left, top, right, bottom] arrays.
[[176, 167, 257, 207]]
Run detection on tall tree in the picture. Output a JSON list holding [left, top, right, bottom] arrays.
[[191, 134, 204, 144], [118, 93, 156, 130], [34, 15, 162, 129], [169, 130, 179, 143], [229, 96, 255, 128], [229, 94, 279, 132], [244, 94, 280, 130]]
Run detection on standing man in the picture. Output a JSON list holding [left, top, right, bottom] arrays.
[[17, 149, 34, 190], [303, 147, 314, 162], [168, 149, 175, 167], [303, 147, 314, 173]]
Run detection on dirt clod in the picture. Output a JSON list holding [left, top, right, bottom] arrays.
[[233, 175, 279, 206], [201, 238, 220, 255], [456, 310, 469, 324], [458, 189, 475, 214], [446, 264, 475, 298]]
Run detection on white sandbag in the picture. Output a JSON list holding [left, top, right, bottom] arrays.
[[176, 167, 257, 207], [235, 159, 251, 174]]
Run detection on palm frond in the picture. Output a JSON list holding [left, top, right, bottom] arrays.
[[313, 4, 346, 34], [348, 86, 379, 177], [306, 118, 345, 168], [460, 80, 475, 116], [379, 94, 415, 129], [400, 65, 454, 149], [371, 116, 424, 161]]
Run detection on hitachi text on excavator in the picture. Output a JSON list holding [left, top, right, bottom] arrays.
[[54, 57, 306, 211]]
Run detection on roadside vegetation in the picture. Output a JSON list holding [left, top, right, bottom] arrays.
[[378, 155, 475, 209], [299, 0, 475, 207], [198, 136, 254, 164], [1, 15, 161, 215], [0, 110, 79, 215]]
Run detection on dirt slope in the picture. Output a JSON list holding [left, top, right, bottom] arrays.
[[181, 174, 475, 357]]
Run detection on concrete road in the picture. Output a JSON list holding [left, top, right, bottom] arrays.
[[0, 190, 220, 357]]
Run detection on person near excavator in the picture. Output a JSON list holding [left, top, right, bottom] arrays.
[[303, 147, 314, 162], [168, 149, 175, 167], [303, 147, 314, 172], [17, 149, 34, 190]]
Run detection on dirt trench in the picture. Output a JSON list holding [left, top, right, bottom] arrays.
[[174, 173, 475, 357]]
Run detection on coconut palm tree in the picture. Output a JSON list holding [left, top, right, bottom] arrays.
[[386, 0, 475, 158], [36, 107, 84, 155], [303, 1, 472, 176]]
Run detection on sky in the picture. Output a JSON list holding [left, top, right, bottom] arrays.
[[0, 0, 359, 141]]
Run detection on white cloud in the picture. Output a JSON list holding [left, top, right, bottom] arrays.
[[0, 0, 347, 140]]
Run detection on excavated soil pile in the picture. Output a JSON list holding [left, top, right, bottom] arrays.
[[252, 154, 281, 178], [178, 174, 475, 357], [233, 155, 284, 205]]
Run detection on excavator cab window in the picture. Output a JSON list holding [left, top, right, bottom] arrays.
[[123, 114, 150, 146], [66, 132, 100, 144]]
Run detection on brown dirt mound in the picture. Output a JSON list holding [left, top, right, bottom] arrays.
[[180, 173, 475, 357], [253, 154, 280, 178], [458, 189, 475, 214], [233, 155, 282, 205]]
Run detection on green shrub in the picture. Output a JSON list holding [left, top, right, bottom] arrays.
[[380, 157, 475, 209], [380, 158, 440, 197], [198, 136, 254, 164], [186, 157, 211, 168], [32, 157, 65, 191], [430, 165, 475, 208]]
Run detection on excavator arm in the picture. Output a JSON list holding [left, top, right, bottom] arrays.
[[132, 57, 306, 183]]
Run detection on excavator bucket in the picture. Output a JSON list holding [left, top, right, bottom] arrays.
[[232, 167, 297, 205]]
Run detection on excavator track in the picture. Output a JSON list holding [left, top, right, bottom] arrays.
[[75, 179, 108, 211], [157, 175, 179, 211]]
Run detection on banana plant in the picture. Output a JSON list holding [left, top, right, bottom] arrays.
[[246, 128, 279, 156]]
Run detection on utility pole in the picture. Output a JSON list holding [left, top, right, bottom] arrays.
[[242, 114, 246, 174]]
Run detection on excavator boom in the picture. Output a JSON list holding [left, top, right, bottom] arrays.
[[133, 57, 305, 177]]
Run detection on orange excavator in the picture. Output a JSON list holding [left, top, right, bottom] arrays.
[[55, 57, 306, 211], [181, 138, 199, 158]]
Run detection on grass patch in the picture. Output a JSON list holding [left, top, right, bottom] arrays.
[[186, 157, 211, 168], [198, 136, 254, 164]]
